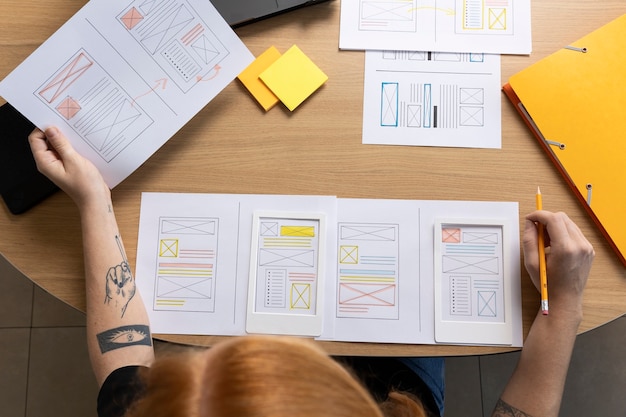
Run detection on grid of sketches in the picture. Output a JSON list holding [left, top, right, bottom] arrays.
[[154, 217, 219, 312], [363, 49, 500, 148], [356, 0, 514, 35], [337, 223, 400, 319], [439, 224, 504, 323], [379, 51, 486, 129], [253, 217, 321, 315], [0, 0, 254, 188], [135, 193, 521, 344], [118, 0, 230, 92], [35, 48, 154, 162], [340, 0, 530, 54]]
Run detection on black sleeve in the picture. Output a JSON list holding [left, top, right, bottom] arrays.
[[335, 357, 440, 417], [97, 366, 147, 417]]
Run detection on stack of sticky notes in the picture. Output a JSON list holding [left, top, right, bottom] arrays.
[[238, 45, 328, 111]]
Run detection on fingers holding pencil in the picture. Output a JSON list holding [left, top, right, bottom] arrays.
[[524, 210, 594, 312]]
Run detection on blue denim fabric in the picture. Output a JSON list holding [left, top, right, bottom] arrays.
[[399, 357, 445, 416]]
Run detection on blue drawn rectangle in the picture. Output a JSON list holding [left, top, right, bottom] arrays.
[[469, 53, 485, 62], [380, 82, 399, 127], [423, 84, 432, 128]]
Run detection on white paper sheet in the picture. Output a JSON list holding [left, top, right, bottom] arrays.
[[0, 0, 253, 187], [325, 198, 522, 345], [325, 198, 429, 344], [362, 50, 501, 148], [339, 0, 532, 55], [136, 192, 522, 346], [135, 193, 337, 336]]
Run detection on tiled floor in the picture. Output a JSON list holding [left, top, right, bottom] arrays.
[[1, 253, 625, 417]]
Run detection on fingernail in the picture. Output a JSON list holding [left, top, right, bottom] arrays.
[[45, 126, 59, 138]]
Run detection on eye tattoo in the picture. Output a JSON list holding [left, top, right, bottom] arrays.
[[96, 325, 152, 354]]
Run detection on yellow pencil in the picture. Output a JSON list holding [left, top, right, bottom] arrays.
[[536, 187, 549, 315]]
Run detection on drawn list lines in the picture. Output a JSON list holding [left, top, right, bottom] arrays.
[[337, 223, 400, 319], [458, 0, 513, 34], [264, 269, 317, 309], [265, 269, 287, 308], [359, 0, 418, 33], [35, 49, 154, 163], [182, 23, 204, 45], [118, 0, 230, 92], [255, 218, 320, 315], [450, 275, 499, 316], [154, 217, 218, 312], [449, 275, 471, 315]]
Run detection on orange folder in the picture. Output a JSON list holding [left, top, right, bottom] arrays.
[[503, 14, 626, 266]]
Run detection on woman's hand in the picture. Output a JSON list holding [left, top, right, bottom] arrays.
[[28, 127, 110, 209]]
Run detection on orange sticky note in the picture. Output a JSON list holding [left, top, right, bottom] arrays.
[[259, 45, 328, 111], [237, 46, 282, 111]]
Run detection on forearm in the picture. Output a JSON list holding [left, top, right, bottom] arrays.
[[493, 301, 582, 417], [80, 197, 154, 387], [28, 127, 155, 386]]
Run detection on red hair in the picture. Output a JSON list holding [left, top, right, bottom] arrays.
[[125, 336, 427, 417]]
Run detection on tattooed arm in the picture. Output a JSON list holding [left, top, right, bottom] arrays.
[[492, 211, 594, 417], [29, 127, 154, 387]]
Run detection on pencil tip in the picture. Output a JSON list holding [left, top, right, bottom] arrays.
[[537, 186, 541, 194]]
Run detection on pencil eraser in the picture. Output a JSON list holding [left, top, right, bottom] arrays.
[[259, 45, 328, 111]]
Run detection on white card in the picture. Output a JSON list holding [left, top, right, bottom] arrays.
[[434, 217, 517, 345], [246, 211, 327, 336]]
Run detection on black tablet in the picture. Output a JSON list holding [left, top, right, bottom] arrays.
[[0, 103, 58, 214]]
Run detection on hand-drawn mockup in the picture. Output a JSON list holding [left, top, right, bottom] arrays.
[[136, 193, 522, 346], [339, 0, 532, 54], [247, 212, 328, 336], [252, 217, 322, 315], [434, 219, 517, 345], [363, 50, 501, 148], [154, 217, 219, 312], [135, 193, 337, 337], [327, 198, 425, 344], [439, 224, 504, 322], [337, 222, 400, 319], [118, 1, 231, 92], [0, 0, 254, 187]]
